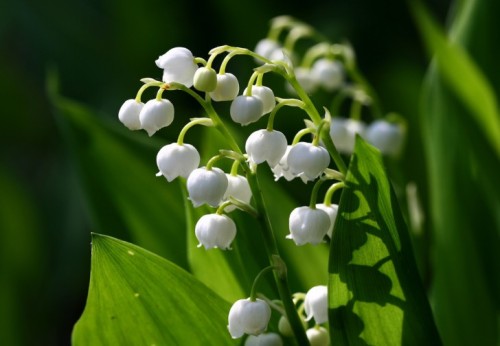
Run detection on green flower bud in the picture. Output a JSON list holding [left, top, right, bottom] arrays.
[[193, 67, 217, 92]]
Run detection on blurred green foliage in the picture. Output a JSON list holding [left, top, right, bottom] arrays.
[[5, 0, 500, 345]]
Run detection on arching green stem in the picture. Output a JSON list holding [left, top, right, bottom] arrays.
[[250, 266, 276, 301], [177, 118, 214, 145], [309, 178, 326, 209], [267, 98, 305, 131], [134, 81, 164, 102], [323, 182, 345, 206]]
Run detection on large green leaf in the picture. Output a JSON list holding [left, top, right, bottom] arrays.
[[49, 77, 188, 268], [415, 1, 500, 345], [411, 0, 500, 157], [72, 233, 236, 345], [328, 137, 441, 345]]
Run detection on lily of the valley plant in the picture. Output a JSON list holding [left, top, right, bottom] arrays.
[[118, 16, 405, 345]]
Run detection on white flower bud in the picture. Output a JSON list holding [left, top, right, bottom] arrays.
[[193, 67, 217, 92], [118, 99, 143, 130], [330, 118, 366, 154], [311, 59, 344, 91], [230, 95, 264, 126], [243, 86, 276, 115], [287, 207, 331, 245], [223, 174, 252, 212], [304, 285, 328, 324], [365, 120, 404, 157], [255, 39, 282, 61], [271, 146, 297, 181], [187, 167, 228, 207], [210, 73, 240, 102], [245, 130, 288, 167], [156, 143, 200, 182], [287, 142, 330, 183], [245, 332, 283, 346], [195, 213, 236, 250], [315, 203, 339, 238], [306, 326, 330, 346], [139, 99, 174, 136], [155, 47, 198, 87], [228, 298, 271, 339]]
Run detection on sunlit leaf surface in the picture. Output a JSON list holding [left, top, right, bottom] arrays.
[[328, 137, 441, 345], [72, 234, 237, 345]]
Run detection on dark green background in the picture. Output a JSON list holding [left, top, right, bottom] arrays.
[[0, 0, 454, 344]]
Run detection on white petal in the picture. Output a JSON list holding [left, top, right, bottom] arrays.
[[245, 130, 287, 167], [118, 99, 143, 130], [304, 286, 328, 324], [187, 167, 228, 207], [156, 143, 200, 182], [210, 73, 240, 102], [230, 95, 264, 126], [139, 99, 174, 136]]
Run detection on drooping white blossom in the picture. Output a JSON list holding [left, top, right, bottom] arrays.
[[304, 285, 328, 324], [287, 142, 330, 183], [311, 58, 344, 91], [287, 207, 331, 245], [187, 167, 228, 207], [223, 174, 252, 212], [156, 143, 200, 182], [245, 332, 283, 346], [230, 95, 264, 126], [255, 39, 282, 61], [286, 67, 317, 95], [330, 117, 366, 154], [118, 99, 144, 130], [210, 73, 240, 102], [243, 85, 276, 115], [271, 146, 297, 181], [365, 120, 404, 157], [195, 213, 236, 250], [139, 98, 174, 136], [315, 203, 339, 238], [155, 47, 198, 87], [228, 298, 271, 339], [245, 129, 288, 167]]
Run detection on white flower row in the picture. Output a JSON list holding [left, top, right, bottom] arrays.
[[228, 285, 330, 344]]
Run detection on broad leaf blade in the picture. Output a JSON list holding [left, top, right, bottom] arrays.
[[72, 233, 236, 345], [328, 137, 441, 345], [411, 0, 500, 157]]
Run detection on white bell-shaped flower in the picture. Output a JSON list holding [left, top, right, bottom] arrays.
[[139, 98, 174, 136], [286, 67, 317, 95], [228, 298, 271, 339], [255, 38, 282, 61], [287, 142, 330, 183], [306, 326, 330, 346], [118, 99, 143, 130], [155, 47, 198, 87], [311, 59, 344, 91], [245, 129, 288, 167], [316, 203, 339, 238], [245, 332, 283, 346], [365, 120, 404, 157], [330, 118, 366, 154], [223, 174, 252, 212], [193, 66, 217, 92], [210, 73, 240, 101], [271, 146, 297, 181], [287, 207, 331, 245], [230, 95, 264, 126], [243, 86, 276, 115], [156, 143, 200, 182], [304, 285, 328, 324], [187, 167, 228, 207], [195, 213, 236, 250]]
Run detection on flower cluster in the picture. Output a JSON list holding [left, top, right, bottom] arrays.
[[118, 15, 405, 345]]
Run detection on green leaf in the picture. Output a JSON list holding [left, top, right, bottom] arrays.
[[410, 0, 500, 157], [328, 136, 441, 345], [72, 233, 237, 345], [49, 76, 188, 268], [416, 2, 500, 345]]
